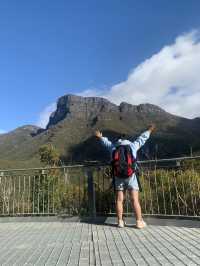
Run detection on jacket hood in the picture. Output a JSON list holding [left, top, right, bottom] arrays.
[[116, 139, 132, 146]]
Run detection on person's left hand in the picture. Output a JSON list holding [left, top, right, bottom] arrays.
[[148, 124, 156, 133]]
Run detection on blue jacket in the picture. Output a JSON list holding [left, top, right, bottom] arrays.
[[100, 130, 151, 179]]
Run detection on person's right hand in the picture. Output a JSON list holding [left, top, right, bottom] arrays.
[[95, 130, 103, 138]]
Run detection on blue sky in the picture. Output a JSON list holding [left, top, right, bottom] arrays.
[[0, 0, 200, 132]]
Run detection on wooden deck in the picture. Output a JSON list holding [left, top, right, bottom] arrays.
[[0, 219, 199, 265]]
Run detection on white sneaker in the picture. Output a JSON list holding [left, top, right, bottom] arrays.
[[136, 220, 147, 229], [118, 220, 125, 228]]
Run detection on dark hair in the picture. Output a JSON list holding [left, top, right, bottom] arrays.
[[119, 133, 126, 140]]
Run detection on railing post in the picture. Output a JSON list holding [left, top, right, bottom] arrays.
[[86, 168, 96, 220]]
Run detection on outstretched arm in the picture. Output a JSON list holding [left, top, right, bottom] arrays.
[[95, 130, 114, 151], [131, 124, 156, 152]]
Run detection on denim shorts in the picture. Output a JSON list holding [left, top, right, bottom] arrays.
[[114, 174, 139, 191]]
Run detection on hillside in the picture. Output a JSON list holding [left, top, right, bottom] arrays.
[[0, 94, 200, 168]]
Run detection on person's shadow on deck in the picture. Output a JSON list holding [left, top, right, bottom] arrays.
[[80, 216, 200, 228]]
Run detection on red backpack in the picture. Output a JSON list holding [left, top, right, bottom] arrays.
[[112, 145, 136, 178]]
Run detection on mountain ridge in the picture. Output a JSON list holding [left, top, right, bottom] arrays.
[[0, 94, 200, 168], [47, 95, 181, 129]]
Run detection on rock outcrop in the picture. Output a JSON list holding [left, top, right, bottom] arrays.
[[47, 95, 119, 128], [47, 94, 169, 128]]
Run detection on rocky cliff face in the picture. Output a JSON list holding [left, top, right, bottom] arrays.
[[119, 102, 166, 114], [47, 94, 168, 128], [47, 95, 119, 128]]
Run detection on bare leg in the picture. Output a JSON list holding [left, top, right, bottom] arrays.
[[116, 190, 124, 222], [129, 190, 142, 221]]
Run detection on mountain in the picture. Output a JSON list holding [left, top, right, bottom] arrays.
[[0, 94, 200, 168]]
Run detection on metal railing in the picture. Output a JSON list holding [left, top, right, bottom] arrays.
[[0, 167, 89, 216], [0, 156, 199, 217]]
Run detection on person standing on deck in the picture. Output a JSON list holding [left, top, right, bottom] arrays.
[[95, 125, 156, 229]]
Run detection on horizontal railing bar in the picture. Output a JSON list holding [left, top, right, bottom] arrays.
[[138, 155, 200, 164], [0, 155, 200, 173], [0, 164, 86, 173]]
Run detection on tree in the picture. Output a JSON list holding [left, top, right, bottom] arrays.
[[39, 144, 60, 166]]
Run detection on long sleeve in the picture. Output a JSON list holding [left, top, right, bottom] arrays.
[[131, 130, 150, 153], [100, 137, 115, 152]]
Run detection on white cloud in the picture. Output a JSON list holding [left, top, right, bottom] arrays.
[[78, 88, 105, 97], [0, 129, 6, 134], [36, 102, 57, 128], [80, 30, 200, 118], [36, 30, 200, 127]]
